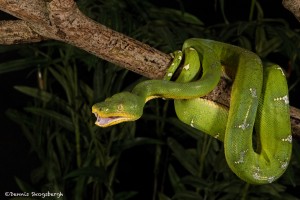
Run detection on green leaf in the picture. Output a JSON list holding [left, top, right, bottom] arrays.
[[24, 107, 74, 131], [180, 175, 211, 189], [167, 137, 199, 176], [168, 118, 205, 139], [115, 191, 138, 200], [253, 183, 286, 198], [211, 180, 244, 194], [158, 193, 172, 200], [237, 36, 252, 50], [173, 191, 203, 200], [110, 137, 164, 155], [168, 165, 186, 192], [6, 109, 34, 138], [0, 58, 48, 74], [79, 81, 93, 104], [260, 37, 282, 57], [14, 86, 70, 111], [14, 177, 36, 193], [0, 44, 21, 53], [219, 0, 229, 24], [14, 86, 52, 103], [255, 25, 266, 56], [149, 8, 203, 25], [64, 166, 106, 181], [9, 198, 39, 200], [48, 67, 69, 95]]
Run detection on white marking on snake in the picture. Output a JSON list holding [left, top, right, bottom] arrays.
[[234, 149, 248, 164], [167, 72, 173, 77], [282, 135, 292, 143], [252, 167, 275, 182], [274, 95, 289, 105], [276, 66, 285, 76], [281, 161, 288, 169], [253, 167, 261, 180], [190, 119, 194, 127], [189, 47, 195, 51], [214, 133, 220, 139], [238, 123, 249, 131], [178, 55, 182, 60], [237, 105, 251, 130], [238, 122, 250, 130], [183, 64, 190, 70], [267, 176, 275, 183], [249, 88, 257, 98]]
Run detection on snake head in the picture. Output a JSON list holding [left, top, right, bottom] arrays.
[[92, 92, 144, 127]]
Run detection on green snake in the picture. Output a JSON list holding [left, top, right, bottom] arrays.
[[92, 38, 292, 184]]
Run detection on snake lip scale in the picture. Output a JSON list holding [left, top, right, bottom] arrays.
[[94, 112, 119, 126], [93, 112, 131, 127]]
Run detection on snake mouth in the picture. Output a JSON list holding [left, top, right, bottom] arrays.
[[93, 112, 129, 127]]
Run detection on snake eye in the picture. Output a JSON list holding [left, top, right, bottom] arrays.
[[117, 104, 124, 111]]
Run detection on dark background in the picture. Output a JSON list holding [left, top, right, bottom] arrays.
[[0, 0, 299, 197]]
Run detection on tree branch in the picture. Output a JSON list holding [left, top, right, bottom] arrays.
[[0, 0, 299, 138], [283, 0, 300, 22], [0, 0, 171, 79], [0, 20, 46, 44]]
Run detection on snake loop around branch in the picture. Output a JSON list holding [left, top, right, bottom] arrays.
[[92, 38, 292, 184]]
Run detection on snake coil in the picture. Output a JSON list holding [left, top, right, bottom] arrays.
[[92, 38, 292, 184]]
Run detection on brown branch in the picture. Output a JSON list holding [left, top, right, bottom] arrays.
[[0, 0, 300, 138], [283, 0, 300, 22], [0, 0, 171, 79], [0, 20, 46, 44]]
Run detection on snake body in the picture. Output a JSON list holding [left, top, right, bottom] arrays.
[[92, 38, 292, 184]]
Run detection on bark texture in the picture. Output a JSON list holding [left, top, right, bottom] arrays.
[[283, 0, 300, 21]]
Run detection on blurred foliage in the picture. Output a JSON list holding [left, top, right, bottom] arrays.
[[0, 0, 300, 199]]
